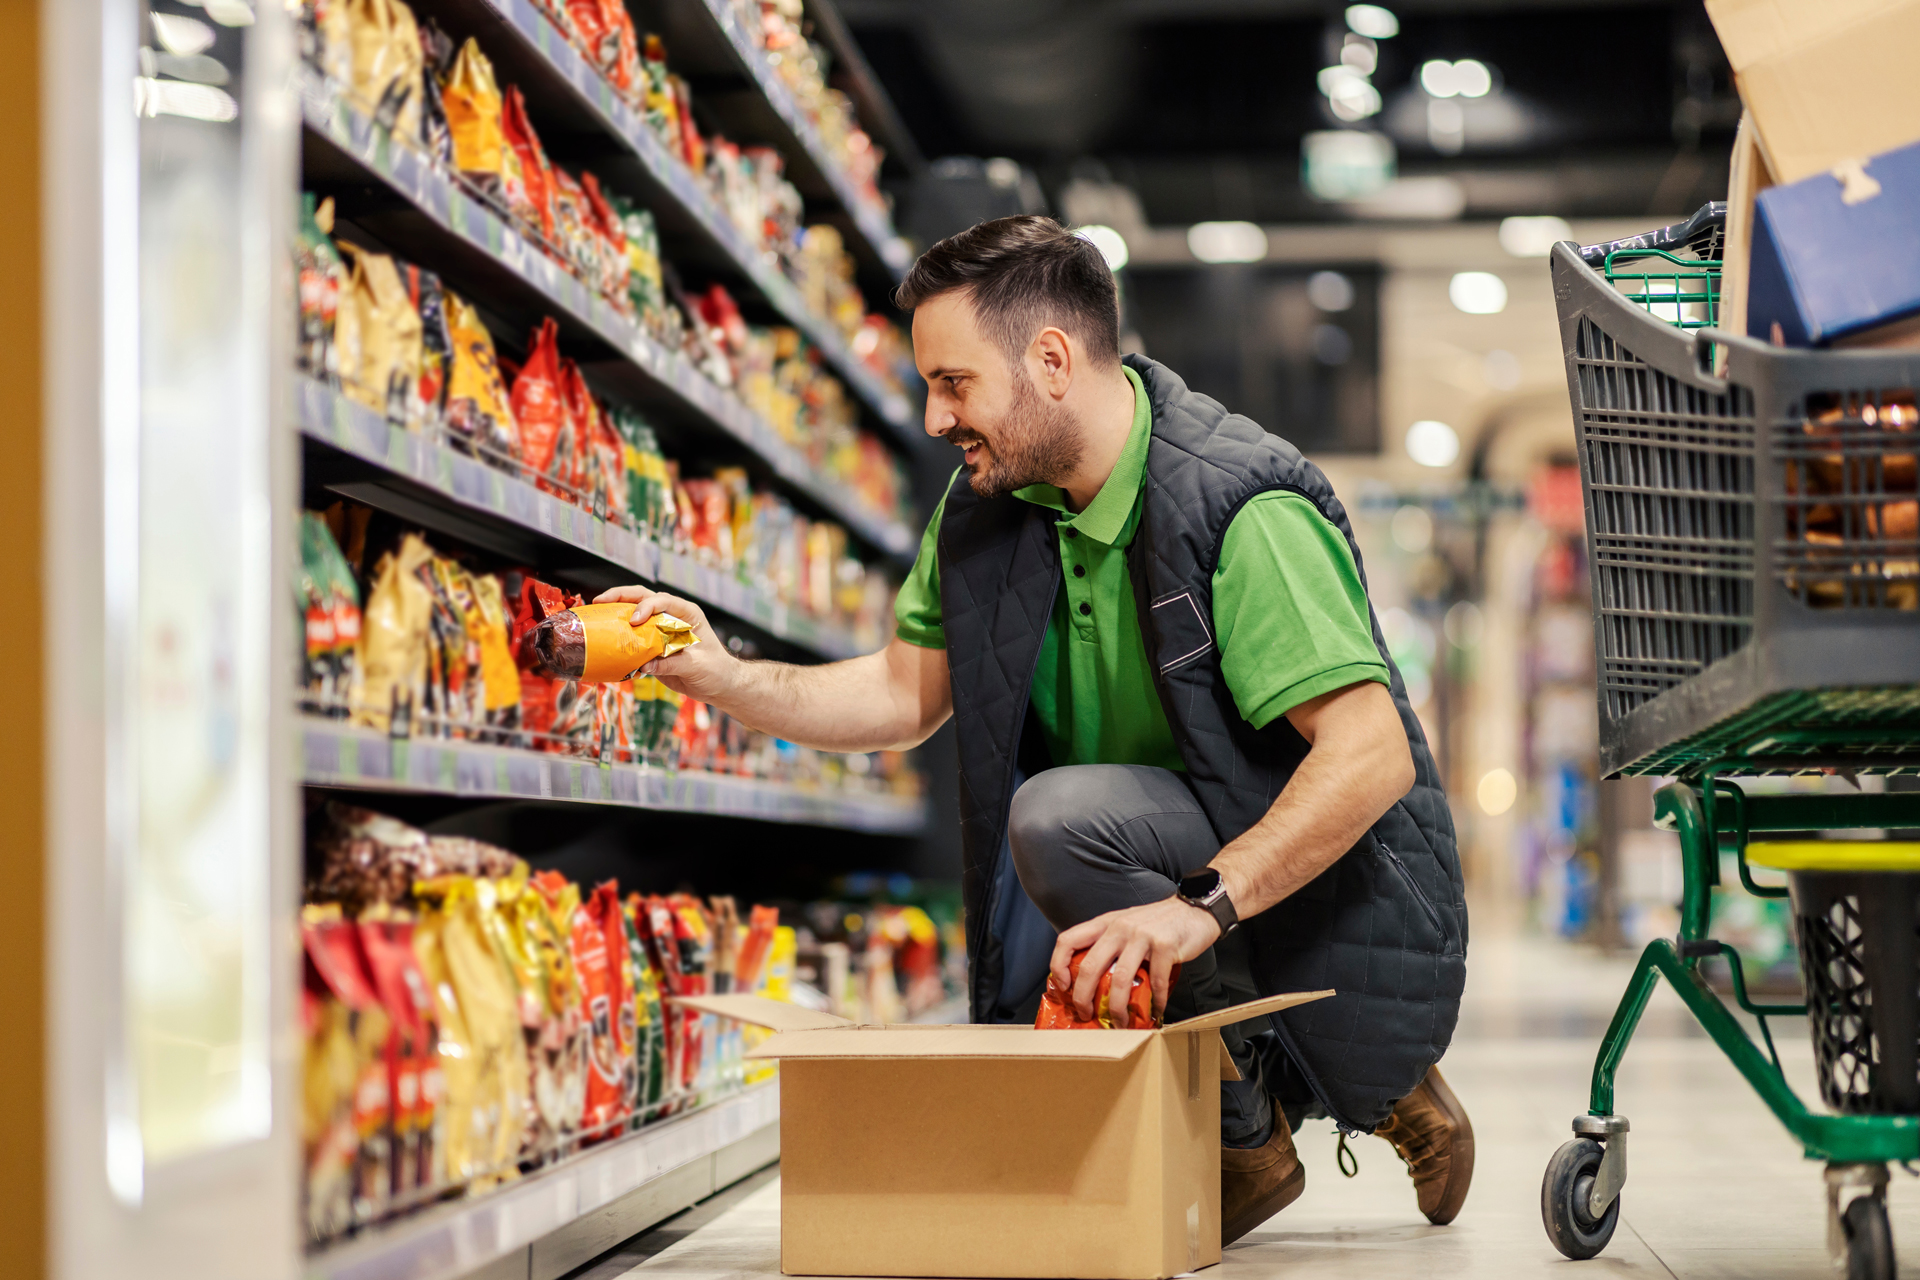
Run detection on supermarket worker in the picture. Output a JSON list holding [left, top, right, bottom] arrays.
[[600, 215, 1470, 1243]]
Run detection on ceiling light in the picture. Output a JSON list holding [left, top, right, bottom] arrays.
[[1390, 504, 1433, 553], [1452, 59, 1492, 97], [1188, 221, 1268, 264], [1405, 419, 1460, 468], [1449, 271, 1508, 314], [1345, 4, 1399, 39], [1317, 65, 1365, 97], [1498, 215, 1573, 258], [151, 11, 216, 55], [1302, 130, 1395, 202], [1420, 60, 1458, 98], [1307, 270, 1355, 312], [1075, 224, 1129, 272], [1328, 81, 1383, 121], [134, 77, 238, 122], [1477, 767, 1517, 816], [1340, 34, 1378, 75]]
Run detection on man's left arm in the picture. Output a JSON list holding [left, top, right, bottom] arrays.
[[1049, 678, 1414, 1027]]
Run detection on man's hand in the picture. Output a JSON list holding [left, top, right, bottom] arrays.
[[591, 586, 738, 703], [1048, 895, 1221, 1029]]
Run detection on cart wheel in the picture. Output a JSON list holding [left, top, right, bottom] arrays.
[[1542, 1138, 1619, 1260], [1843, 1195, 1894, 1280]]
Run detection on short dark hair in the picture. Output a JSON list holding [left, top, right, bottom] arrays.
[[894, 215, 1121, 368]]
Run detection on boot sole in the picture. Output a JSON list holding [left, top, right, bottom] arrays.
[[1419, 1069, 1475, 1226], [1222, 1162, 1306, 1247]]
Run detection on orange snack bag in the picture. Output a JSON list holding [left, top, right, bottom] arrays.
[[1034, 949, 1176, 1030], [511, 318, 572, 495]]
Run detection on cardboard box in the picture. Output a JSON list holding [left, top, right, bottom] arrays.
[[1705, 0, 1920, 185], [1747, 138, 1920, 346], [1715, 111, 1775, 373], [678, 988, 1333, 1280]]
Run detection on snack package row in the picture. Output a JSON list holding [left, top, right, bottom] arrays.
[[299, 0, 912, 398], [305, 510, 913, 793], [301, 801, 797, 1242], [297, 190, 913, 534], [1786, 393, 1920, 608], [724, 0, 886, 208]]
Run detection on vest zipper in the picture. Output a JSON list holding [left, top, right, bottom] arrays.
[[1374, 834, 1446, 940]]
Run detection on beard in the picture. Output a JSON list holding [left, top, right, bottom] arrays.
[[950, 373, 1084, 499]]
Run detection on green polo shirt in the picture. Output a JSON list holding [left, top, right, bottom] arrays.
[[894, 365, 1388, 770]]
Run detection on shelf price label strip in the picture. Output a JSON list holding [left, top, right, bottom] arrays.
[[301, 77, 916, 562], [301, 378, 868, 660], [469, 0, 917, 437], [300, 720, 928, 834]]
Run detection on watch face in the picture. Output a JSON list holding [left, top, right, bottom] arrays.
[[1180, 868, 1222, 899]]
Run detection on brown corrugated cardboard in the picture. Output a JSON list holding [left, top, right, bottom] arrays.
[[676, 989, 1333, 1279], [1716, 112, 1777, 373], [1706, 0, 1920, 184]]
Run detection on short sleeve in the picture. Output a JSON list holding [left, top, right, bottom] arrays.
[[892, 479, 954, 650], [1212, 491, 1388, 729]]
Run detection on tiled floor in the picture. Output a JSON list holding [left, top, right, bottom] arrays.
[[587, 912, 1920, 1279]]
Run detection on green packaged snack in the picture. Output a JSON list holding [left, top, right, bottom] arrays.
[[623, 897, 667, 1115], [299, 512, 362, 713], [296, 193, 345, 381]]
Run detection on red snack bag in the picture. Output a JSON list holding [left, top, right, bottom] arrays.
[[502, 85, 557, 247], [505, 571, 565, 745], [1034, 949, 1177, 1030], [582, 882, 634, 1136], [578, 171, 631, 312], [633, 894, 686, 1111], [357, 911, 441, 1194], [558, 357, 597, 503], [511, 318, 574, 498], [734, 904, 780, 993], [303, 908, 392, 1224]]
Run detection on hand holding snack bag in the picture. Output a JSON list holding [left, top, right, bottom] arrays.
[[521, 602, 698, 683], [1034, 949, 1179, 1031]]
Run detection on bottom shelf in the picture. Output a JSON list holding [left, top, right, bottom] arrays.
[[307, 1080, 779, 1280]]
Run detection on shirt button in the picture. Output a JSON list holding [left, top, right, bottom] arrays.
[[1078, 601, 1092, 616], [1064, 527, 1078, 539], [1073, 564, 1086, 578]]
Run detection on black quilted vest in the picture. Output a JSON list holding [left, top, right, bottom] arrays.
[[938, 355, 1466, 1130]]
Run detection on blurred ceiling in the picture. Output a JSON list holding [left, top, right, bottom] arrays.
[[841, 0, 1739, 224]]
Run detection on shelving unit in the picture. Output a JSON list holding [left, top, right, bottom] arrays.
[[398, 0, 919, 444], [290, 4, 926, 1276], [301, 80, 917, 561], [306, 1082, 780, 1280], [301, 378, 877, 659]]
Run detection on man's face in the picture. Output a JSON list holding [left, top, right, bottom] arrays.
[[913, 292, 1081, 498]]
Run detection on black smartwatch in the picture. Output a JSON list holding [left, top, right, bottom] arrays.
[[1177, 867, 1239, 937]]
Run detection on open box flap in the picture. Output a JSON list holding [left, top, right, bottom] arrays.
[[1219, 1037, 1241, 1082], [670, 993, 854, 1033], [1162, 989, 1334, 1036], [745, 1025, 1158, 1062]]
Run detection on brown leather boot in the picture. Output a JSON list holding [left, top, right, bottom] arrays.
[[1375, 1065, 1474, 1225], [1221, 1102, 1305, 1246]]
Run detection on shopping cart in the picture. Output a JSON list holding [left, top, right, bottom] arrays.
[[1542, 203, 1920, 1280]]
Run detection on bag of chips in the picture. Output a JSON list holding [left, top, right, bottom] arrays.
[[578, 172, 631, 314], [558, 357, 598, 503], [526, 872, 599, 1144], [300, 512, 361, 713], [623, 897, 665, 1116], [468, 572, 524, 729], [403, 265, 452, 425], [302, 905, 393, 1231], [548, 167, 601, 291], [297, 194, 345, 381], [511, 318, 572, 496], [1033, 949, 1177, 1030], [352, 532, 435, 734], [357, 907, 439, 1196], [443, 289, 520, 461], [442, 38, 509, 200], [345, 0, 424, 138], [501, 85, 558, 248], [409, 898, 484, 1185], [335, 241, 424, 425], [497, 872, 585, 1155], [523, 603, 697, 683], [578, 881, 632, 1137], [640, 35, 682, 161]]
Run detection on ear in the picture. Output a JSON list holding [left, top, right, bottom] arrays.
[[1031, 326, 1074, 398]]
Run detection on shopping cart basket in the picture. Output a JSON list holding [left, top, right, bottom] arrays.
[[1541, 204, 1920, 1280]]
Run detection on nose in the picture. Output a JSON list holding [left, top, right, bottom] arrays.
[[925, 401, 956, 439]]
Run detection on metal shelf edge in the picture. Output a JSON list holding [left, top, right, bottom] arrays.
[[305, 1082, 779, 1280], [300, 718, 929, 833], [301, 76, 915, 562], [298, 378, 872, 660], [471, 0, 918, 439]]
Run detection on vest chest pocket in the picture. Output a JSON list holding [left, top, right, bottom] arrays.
[[1149, 589, 1215, 675]]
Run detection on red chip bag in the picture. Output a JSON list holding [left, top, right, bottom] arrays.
[[511, 318, 572, 498], [579, 171, 630, 311], [502, 85, 557, 247], [303, 909, 392, 1221], [581, 882, 633, 1138], [357, 912, 440, 1194], [1034, 949, 1178, 1030], [558, 357, 597, 503]]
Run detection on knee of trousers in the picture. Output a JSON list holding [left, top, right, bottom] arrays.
[[1006, 766, 1128, 927]]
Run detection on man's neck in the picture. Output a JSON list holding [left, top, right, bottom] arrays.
[[1058, 365, 1138, 512]]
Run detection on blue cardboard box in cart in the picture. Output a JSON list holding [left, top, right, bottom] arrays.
[[1747, 138, 1920, 348]]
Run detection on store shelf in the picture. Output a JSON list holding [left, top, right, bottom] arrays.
[[400, 0, 919, 445], [646, 0, 914, 294], [300, 75, 916, 563], [302, 718, 928, 833], [307, 1081, 778, 1280], [804, 0, 927, 178], [300, 379, 876, 661]]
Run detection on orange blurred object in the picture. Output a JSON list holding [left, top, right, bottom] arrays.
[[1034, 950, 1179, 1030]]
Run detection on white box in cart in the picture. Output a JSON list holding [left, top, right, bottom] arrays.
[[675, 989, 1332, 1280]]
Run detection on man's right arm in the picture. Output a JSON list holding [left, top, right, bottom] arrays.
[[591, 586, 952, 753]]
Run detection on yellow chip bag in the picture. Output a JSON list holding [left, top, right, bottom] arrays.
[[336, 241, 423, 425], [352, 533, 434, 733]]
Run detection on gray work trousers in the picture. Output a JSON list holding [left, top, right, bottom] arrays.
[[1007, 763, 1279, 1147]]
